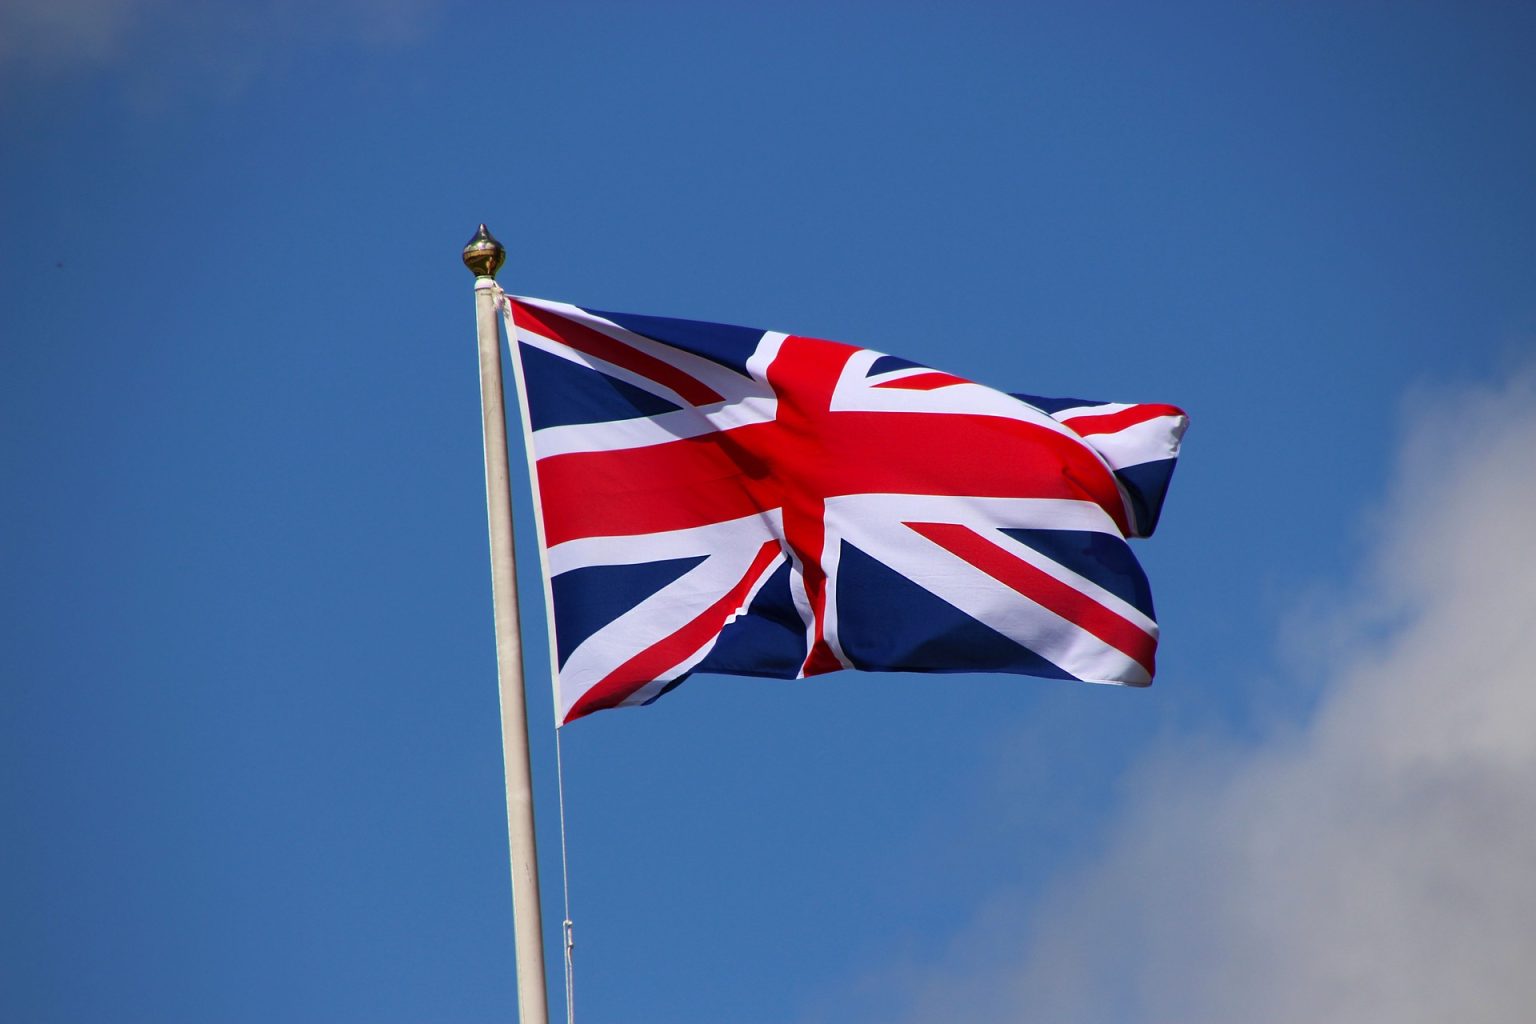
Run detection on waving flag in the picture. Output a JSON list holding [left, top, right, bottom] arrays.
[[501, 295, 1188, 725]]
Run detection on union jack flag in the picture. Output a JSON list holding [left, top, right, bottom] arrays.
[[500, 295, 1188, 725]]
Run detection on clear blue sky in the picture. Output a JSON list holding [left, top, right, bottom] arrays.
[[4, 3, 1534, 1022]]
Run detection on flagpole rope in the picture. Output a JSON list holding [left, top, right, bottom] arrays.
[[555, 726, 576, 1024]]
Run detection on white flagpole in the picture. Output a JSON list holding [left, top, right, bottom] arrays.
[[463, 224, 550, 1024]]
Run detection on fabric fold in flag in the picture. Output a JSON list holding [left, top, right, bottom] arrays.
[[501, 294, 1189, 725]]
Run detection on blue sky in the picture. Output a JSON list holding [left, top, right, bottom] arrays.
[[4, 3, 1535, 1022]]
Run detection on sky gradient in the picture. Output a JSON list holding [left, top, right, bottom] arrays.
[[4, 3, 1535, 1022]]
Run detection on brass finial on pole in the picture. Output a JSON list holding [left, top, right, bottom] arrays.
[[463, 223, 507, 279], [466, 223, 551, 1024]]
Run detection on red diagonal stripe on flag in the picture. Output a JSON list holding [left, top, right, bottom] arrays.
[[1060, 403, 1185, 437], [905, 521, 1156, 674], [872, 371, 969, 391], [563, 540, 784, 723], [513, 300, 726, 407]]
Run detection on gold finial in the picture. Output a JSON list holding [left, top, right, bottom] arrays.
[[462, 223, 506, 279]]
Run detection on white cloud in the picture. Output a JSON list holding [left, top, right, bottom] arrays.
[[0, 0, 147, 73], [0, 0, 435, 82], [896, 365, 1536, 1023]]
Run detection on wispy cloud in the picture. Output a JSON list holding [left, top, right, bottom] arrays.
[[0, 0, 437, 87], [0, 0, 148, 75], [895, 364, 1536, 1022]]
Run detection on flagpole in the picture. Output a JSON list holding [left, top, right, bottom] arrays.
[[464, 224, 550, 1024]]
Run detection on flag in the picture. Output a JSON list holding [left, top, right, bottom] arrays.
[[501, 295, 1189, 725]]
